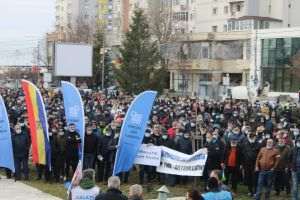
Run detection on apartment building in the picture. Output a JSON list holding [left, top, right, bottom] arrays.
[[250, 27, 300, 93], [166, 0, 300, 98], [54, 0, 98, 38]]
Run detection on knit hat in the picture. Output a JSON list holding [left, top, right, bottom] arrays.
[[80, 169, 96, 190]]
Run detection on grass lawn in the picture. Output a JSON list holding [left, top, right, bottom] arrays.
[[19, 168, 290, 200]]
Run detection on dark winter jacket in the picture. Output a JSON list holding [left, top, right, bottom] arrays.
[[96, 188, 128, 200], [98, 135, 114, 161], [12, 132, 30, 158], [291, 147, 300, 171], [241, 140, 260, 166], [176, 137, 192, 154], [161, 138, 175, 149], [205, 139, 225, 170], [84, 133, 98, 154], [65, 131, 81, 160], [275, 145, 291, 170], [50, 134, 65, 159]]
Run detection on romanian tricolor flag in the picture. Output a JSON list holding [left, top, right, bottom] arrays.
[[21, 80, 51, 169]]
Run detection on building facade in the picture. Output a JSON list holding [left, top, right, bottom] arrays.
[[164, 31, 251, 98], [189, 0, 300, 33], [250, 27, 300, 93], [98, 0, 150, 47], [167, 0, 300, 98], [54, 0, 98, 40]]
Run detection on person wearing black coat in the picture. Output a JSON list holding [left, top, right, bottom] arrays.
[[161, 133, 176, 186], [291, 139, 300, 200], [205, 133, 225, 171], [50, 129, 66, 182], [97, 129, 114, 182], [241, 132, 260, 196], [96, 176, 128, 200], [83, 126, 98, 170], [176, 132, 193, 154], [176, 132, 193, 184], [65, 123, 81, 180], [203, 132, 225, 188], [12, 124, 30, 180], [139, 131, 154, 185]]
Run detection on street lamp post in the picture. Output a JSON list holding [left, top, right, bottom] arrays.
[[100, 47, 105, 90]]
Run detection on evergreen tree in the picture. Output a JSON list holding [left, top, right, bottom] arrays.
[[114, 9, 168, 94], [91, 30, 104, 89]]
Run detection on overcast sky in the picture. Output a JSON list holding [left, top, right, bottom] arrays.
[[0, 0, 54, 66]]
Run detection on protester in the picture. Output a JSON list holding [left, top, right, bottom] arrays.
[[50, 128, 66, 182], [255, 138, 280, 200], [186, 189, 203, 200], [70, 169, 100, 200], [12, 124, 30, 181], [201, 177, 232, 200], [224, 138, 241, 194], [83, 126, 98, 169], [65, 123, 82, 180], [128, 184, 143, 200], [204, 131, 225, 188], [95, 176, 128, 200], [209, 170, 230, 192], [241, 130, 259, 197], [291, 138, 300, 200], [274, 136, 291, 196]]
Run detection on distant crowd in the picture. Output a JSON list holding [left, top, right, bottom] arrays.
[[1, 87, 300, 200]]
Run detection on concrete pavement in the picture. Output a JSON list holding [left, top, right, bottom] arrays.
[[0, 176, 62, 200], [0, 176, 184, 200]]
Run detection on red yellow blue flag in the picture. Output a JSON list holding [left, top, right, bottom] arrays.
[[21, 80, 51, 169]]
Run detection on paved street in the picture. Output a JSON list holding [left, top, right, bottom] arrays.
[[0, 177, 62, 200]]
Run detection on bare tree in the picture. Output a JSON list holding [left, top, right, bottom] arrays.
[[66, 16, 97, 44], [147, 0, 173, 44]]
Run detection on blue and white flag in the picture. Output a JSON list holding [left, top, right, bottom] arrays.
[[0, 95, 15, 172], [113, 91, 157, 175], [61, 81, 85, 161]]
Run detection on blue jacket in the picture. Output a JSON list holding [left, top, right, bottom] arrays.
[[202, 190, 232, 200]]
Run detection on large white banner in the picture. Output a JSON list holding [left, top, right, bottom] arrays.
[[156, 147, 208, 176], [134, 144, 161, 167]]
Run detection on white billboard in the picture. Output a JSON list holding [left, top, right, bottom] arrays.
[[54, 43, 93, 77]]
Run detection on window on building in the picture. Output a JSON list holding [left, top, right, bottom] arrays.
[[176, 73, 190, 93], [268, 5, 272, 14], [236, 4, 241, 12], [265, 21, 270, 29], [224, 6, 228, 14], [235, 21, 240, 30], [173, 12, 188, 21], [228, 22, 232, 31], [224, 24, 228, 32], [288, 3, 291, 8], [212, 26, 218, 32], [212, 8, 218, 15], [199, 73, 212, 82], [202, 47, 209, 58]]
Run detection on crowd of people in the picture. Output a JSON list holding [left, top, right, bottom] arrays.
[[1, 86, 300, 200]]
